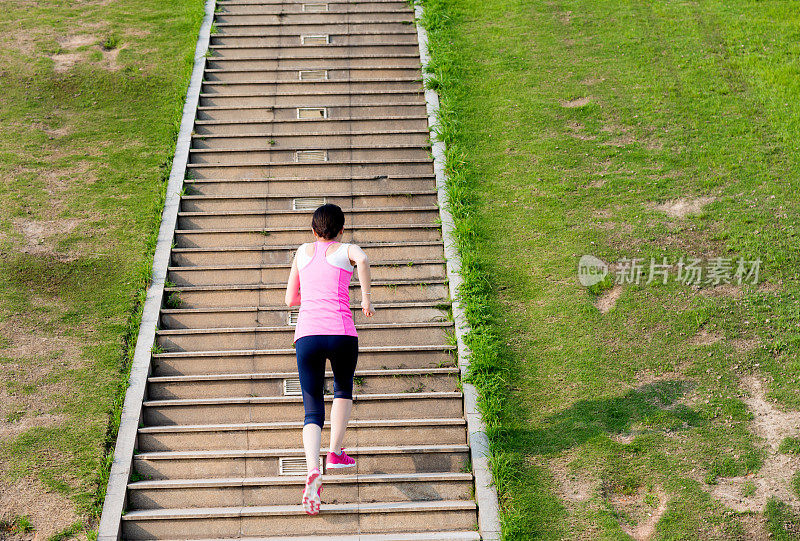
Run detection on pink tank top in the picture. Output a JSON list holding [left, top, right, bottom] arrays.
[[293, 240, 358, 342]]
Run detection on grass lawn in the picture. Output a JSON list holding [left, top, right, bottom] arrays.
[[420, 0, 800, 538], [0, 0, 204, 538]]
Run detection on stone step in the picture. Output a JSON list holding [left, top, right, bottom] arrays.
[[150, 345, 457, 376], [209, 46, 420, 61], [177, 533, 480, 541], [198, 89, 424, 106], [186, 161, 434, 180], [209, 42, 419, 56], [128, 472, 473, 510], [178, 200, 440, 219], [217, 2, 414, 15], [183, 175, 435, 196], [170, 240, 445, 266], [176, 207, 438, 229], [120, 500, 476, 539], [213, 21, 418, 35], [141, 393, 465, 426], [137, 418, 467, 452], [179, 192, 437, 211], [155, 322, 453, 351], [206, 56, 422, 70], [201, 79, 423, 95], [192, 135, 429, 153], [132, 444, 470, 479], [187, 144, 430, 163], [160, 301, 448, 328], [210, 34, 420, 47], [217, 0, 414, 4], [146, 367, 459, 400], [167, 261, 445, 285], [196, 104, 426, 123], [213, 12, 414, 25], [173, 224, 441, 247], [162, 279, 449, 308], [194, 116, 428, 136]]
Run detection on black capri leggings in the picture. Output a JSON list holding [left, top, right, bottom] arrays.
[[295, 334, 359, 428]]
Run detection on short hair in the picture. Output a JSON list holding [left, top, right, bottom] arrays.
[[311, 204, 345, 240]]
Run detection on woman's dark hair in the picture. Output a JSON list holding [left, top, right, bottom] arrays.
[[311, 204, 345, 240]]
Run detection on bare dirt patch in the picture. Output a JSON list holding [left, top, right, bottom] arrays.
[[581, 76, 605, 86], [699, 283, 743, 299], [12, 219, 80, 261], [51, 52, 82, 73], [589, 178, 607, 188], [567, 121, 596, 141], [690, 329, 723, 346], [102, 46, 124, 71], [557, 10, 572, 24], [652, 196, 715, 219], [561, 96, 591, 108], [609, 486, 668, 541], [710, 376, 800, 512], [604, 133, 636, 147], [0, 324, 82, 422], [0, 478, 80, 540], [739, 512, 770, 541], [600, 124, 636, 147], [596, 285, 622, 314], [57, 35, 97, 50], [757, 281, 781, 294], [552, 463, 594, 503], [732, 337, 760, 353], [51, 34, 100, 73]]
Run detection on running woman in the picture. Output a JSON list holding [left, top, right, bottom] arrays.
[[284, 203, 374, 515]]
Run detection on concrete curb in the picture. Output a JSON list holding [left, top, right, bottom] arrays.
[[413, 4, 503, 540], [96, 0, 217, 538]]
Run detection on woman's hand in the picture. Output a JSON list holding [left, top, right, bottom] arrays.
[[361, 297, 374, 317]]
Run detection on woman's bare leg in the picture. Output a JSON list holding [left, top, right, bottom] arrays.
[[329, 398, 352, 454], [303, 423, 322, 473]]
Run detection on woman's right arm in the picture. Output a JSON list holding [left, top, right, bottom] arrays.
[[285, 254, 301, 307]]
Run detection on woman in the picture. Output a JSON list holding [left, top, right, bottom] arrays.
[[284, 203, 374, 515]]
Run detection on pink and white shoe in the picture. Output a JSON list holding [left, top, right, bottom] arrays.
[[326, 449, 356, 469], [301, 468, 323, 515]]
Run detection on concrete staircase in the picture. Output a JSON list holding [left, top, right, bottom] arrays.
[[117, 0, 481, 538]]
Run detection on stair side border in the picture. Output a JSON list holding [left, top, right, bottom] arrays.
[[97, 0, 217, 538], [413, 4, 502, 540]]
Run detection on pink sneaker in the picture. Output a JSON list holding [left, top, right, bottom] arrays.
[[301, 468, 323, 515], [326, 449, 356, 469]]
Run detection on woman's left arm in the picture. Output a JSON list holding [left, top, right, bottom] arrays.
[[349, 244, 374, 317], [285, 255, 301, 307]]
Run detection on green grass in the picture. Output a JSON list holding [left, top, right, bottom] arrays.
[[0, 0, 204, 537], [1, 515, 34, 535], [779, 437, 800, 455], [420, 0, 800, 538]]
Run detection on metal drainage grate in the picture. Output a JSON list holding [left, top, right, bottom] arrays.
[[283, 378, 302, 395], [301, 34, 330, 45], [293, 197, 327, 211], [295, 150, 328, 162], [279, 456, 323, 475], [287, 310, 300, 325], [297, 107, 327, 120], [299, 69, 328, 81], [302, 3, 328, 12]]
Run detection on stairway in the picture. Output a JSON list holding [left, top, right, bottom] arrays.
[[117, 0, 480, 538]]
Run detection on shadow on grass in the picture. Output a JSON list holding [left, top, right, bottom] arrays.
[[490, 379, 703, 455]]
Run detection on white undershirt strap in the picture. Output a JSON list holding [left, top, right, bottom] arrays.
[[297, 242, 353, 272]]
